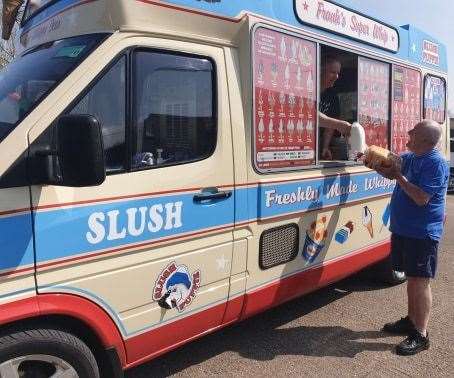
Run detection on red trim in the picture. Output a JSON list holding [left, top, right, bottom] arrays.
[[241, 241, 390, 319], [0, 266, 34, 278], [0, 170, 378, 215], [136, 0, 243, 23], [125, 300, 228, 367], [124, 241, 389, 367], [36, 223, 235, 272], [0, 208, 30, 217], [0, 294, 127, 368]]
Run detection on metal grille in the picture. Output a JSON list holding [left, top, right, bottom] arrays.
[[259, 224, 299, 270]]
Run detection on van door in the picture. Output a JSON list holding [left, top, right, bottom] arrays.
[[28, 37, 235, 361]]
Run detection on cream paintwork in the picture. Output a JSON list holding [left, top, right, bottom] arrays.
[[30, 35, 236, 337], [0, 0, 448, 369]]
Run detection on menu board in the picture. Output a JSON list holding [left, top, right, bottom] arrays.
[[424, 75, 446, 123], [392, 66, 421, 154], [358, 57, 390, 149], [253, 27, 317, 170]]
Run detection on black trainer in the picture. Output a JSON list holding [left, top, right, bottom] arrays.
[[395, 330, 430, 355], [382, 316, 415, 335]]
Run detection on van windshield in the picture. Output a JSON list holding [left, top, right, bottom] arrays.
[[0, 33, 107, 142]]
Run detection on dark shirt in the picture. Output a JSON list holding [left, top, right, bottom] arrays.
[[390, 150, 449, 241], [319, 87, 341, 140]]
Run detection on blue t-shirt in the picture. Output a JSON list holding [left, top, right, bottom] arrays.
[[390, 149, 448, 241]]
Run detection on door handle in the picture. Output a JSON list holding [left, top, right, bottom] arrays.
[[193, 187, 232, 203]]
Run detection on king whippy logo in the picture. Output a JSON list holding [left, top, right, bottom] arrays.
[[153, 262, 201, 312]]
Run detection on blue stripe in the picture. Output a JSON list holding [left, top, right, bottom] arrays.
[[20, 0, 447, 71], [0, 213, 34, 271], [2, 171, 392, 272]]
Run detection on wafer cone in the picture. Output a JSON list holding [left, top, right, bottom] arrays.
[[365, 221, 374, 238]]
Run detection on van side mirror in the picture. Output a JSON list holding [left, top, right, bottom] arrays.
[[57, 114, 106, 186]]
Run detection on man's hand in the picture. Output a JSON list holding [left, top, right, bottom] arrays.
[[375, 164, 400, 180], [322, 147, 333, 160], [337, 121, 351, 137]]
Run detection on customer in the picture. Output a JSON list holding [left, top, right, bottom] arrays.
[[369, 119, 448, 355]]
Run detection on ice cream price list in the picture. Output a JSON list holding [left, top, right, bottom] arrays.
[[358, 57, 390, 149], [392, 66, 421, 154], [253, 27, 317, 170]]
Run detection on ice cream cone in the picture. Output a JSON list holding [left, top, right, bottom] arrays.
[[366, 221, 374, 238]]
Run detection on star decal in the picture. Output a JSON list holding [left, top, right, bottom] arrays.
[[303, 1, 309, 11], [216, 255, 229, 271], [411, 43, 417, 53]]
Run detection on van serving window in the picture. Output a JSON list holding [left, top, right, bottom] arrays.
[[358, 57, 390, 150], [423, 74, 446, 124], [391, 66, 421, 154]]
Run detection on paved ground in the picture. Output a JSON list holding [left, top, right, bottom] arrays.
[[127, 195, 454, 377]]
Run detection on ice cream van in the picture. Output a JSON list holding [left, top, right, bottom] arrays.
[[0, 0, 449, 376]]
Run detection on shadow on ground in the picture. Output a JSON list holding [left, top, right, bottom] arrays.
[[126, 274, 395, 378]]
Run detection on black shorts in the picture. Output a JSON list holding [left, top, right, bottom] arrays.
[[391, 233, 439, 278]]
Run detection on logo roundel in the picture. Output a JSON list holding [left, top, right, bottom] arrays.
[[153, 262, 201, 312]]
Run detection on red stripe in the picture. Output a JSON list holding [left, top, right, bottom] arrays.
[[241, 241, 390, 318], [2, 170, 376, 215], [135, 0, 243, 23], [36, 223, 235, 271], [0, 265, 34, 278], [124, 241, 389, 367]]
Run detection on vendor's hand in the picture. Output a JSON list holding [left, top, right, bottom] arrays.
[[337, 121, 351, 137], [322, 147, 332, 160]]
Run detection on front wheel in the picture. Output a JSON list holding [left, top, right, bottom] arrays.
[[0, 328, 99, 378]]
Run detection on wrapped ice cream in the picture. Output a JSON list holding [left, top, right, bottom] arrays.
[[302, 216, 328, 263]]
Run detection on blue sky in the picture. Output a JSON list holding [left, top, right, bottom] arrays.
[[341, 0, 454, 115]]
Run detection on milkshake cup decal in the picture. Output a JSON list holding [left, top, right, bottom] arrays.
[[362, 206, 374, 238], [302, 216, 328, 263], [335, 221, 354, 244]]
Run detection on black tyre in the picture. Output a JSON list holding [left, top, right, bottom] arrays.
[[373, 255, 406, 285], [0, 328, 99, 378]]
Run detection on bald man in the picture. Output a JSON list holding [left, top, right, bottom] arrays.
[[371, 119, 449, 356]]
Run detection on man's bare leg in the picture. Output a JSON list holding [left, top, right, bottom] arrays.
[[407, 277, 431, 336]]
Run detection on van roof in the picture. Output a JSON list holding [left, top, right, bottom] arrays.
[[19, 0, 447, 72]]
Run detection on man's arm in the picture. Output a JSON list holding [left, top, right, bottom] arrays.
[[394, 173, 431, 206], [375, 165, 431, 207], [318, 112, 351, 136]]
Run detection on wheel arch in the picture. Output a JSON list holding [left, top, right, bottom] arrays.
[[0, 294, 127, 368]]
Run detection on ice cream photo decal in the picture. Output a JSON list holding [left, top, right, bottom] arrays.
[[362, 206, 374, 238], [335, 221, 354, 244], [302, 216, 329, 263]]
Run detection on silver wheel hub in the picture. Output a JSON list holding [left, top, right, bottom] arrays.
[[0, 354, 78, 378]]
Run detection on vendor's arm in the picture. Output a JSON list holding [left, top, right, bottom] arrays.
[[318, 112, 351, 136]]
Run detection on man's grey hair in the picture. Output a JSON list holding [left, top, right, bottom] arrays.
[[419, 119, 442, 147]]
